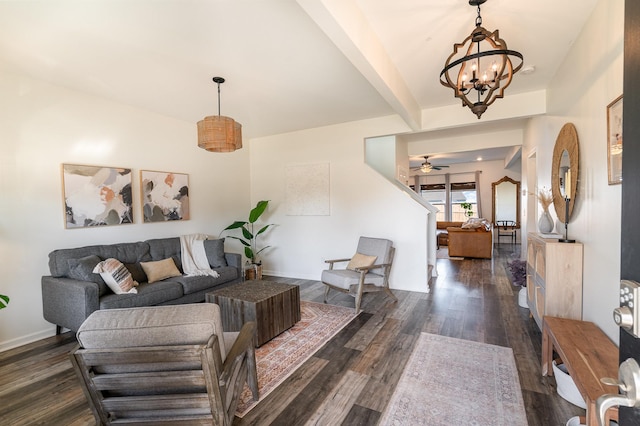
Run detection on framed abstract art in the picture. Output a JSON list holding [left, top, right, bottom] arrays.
[[62, 164, 133, 228], [140, 170, 190, 222]]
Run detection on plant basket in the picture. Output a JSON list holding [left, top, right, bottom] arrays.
[[244, 263, 263, 281], [552, 359, 586, 409]]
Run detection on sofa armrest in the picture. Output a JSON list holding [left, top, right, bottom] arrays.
[[224, 252, 242, 277], [41, 276, 100, 332]]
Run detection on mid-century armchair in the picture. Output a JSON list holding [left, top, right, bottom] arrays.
[[321, 236, 397, 313], [69, 304, 258, 425]]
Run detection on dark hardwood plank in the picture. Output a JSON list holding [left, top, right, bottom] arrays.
[[341, 403, 380, 426]]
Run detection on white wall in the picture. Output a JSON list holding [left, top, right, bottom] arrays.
[[407, 129, 524, 156], [364, 135, 396, 181], [522, 0, 623, 342], [0, 71, 250, 350], [247, 116, 432, 293]]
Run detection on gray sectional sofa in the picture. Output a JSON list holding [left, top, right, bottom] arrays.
[[42, 237, 242, 333]]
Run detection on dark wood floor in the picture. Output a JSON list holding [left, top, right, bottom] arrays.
[[0, 244, 582, 425]]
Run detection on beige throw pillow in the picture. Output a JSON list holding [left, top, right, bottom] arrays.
[[346, 252, 377, 271], [140, 258, 182, 283], [93, 258, 139, 294]]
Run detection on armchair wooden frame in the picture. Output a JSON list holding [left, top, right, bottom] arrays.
[[322, 247, 397, 313], [495, 220, 517, 244], [70, 321, 258, 425]]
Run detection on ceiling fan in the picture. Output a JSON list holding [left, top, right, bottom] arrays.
[[411, 156, 449, 173]]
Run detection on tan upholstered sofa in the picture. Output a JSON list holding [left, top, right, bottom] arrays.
[[447, 224, 493, 259], [436, 221, 464, 248]]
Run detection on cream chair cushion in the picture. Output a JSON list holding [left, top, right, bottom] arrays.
[[76, 304, 228, 361]]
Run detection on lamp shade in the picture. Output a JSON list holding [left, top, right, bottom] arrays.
[[197, 115, 242, 152]]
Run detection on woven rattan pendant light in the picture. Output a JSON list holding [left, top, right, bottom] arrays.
[[197, 77, 242, 152]]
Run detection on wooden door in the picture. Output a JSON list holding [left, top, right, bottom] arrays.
[[618, 1, 640, 423]]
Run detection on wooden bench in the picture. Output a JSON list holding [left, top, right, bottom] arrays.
[[542, 316, 619, 426]]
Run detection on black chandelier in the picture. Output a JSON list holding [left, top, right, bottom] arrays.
[[440, 0, 523, 119]]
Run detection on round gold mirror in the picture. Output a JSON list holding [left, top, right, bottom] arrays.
[[551, 123, 579, 221]]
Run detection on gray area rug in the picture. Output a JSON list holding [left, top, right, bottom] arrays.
[[379, 333, 528, 426]]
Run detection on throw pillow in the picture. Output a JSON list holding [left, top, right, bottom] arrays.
[[140, 258, 182, 283], [461, 218, 491, 231], [93, 258, 138, 294], [204, 238, 228, 268], [461, 218, 482, 229], [124, 262, 148, 283], [67, 255, 105, 285], [346, 252, 377, 271]]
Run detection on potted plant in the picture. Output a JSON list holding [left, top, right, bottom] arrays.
[[222, 200, 274, 280], [460, 202, 474, 218], [0, 294, 9, 309], [506, 259, 527, 308]]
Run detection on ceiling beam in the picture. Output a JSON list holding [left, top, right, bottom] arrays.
[[297, 0, 421, 131]]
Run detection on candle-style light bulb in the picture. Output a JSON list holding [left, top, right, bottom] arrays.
[[460, 72, 468, 91]]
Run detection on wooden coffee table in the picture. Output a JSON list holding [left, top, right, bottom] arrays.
[[206, 280, 300, 347]]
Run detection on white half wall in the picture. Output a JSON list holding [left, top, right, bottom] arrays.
[[0, 70, 250, 350], [248, 116, 431, 293]]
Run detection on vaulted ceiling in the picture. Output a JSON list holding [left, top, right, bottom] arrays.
[[0, 0, 598, 139]]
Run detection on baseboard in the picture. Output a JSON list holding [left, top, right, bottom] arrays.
[[0, 328, 55, 353], [262, 269, 319, 280]]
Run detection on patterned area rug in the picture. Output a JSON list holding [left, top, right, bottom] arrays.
[[379, 333, 528, 426], [235, 300, 357, 417]]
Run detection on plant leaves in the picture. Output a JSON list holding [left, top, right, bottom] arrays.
[[223, 221, 248, 231], [249, 200, 269, 223], [244, 247, 254, 260], [255, 246, 271, 256], [241, 227, 253, 240], [227, 236, 250, 247], [255, 224, 272, 236], [0, 294, 9, 309]]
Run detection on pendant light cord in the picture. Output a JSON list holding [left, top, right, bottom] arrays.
[[212, 76, 225, 117], [217, 81, 221, 117]]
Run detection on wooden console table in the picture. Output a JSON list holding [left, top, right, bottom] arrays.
[[542, 316, 619, 426]]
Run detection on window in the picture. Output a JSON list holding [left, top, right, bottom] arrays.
[[418, 180, 478, 221], [421, 184, 446, 221], [451, 182, 477, 221]]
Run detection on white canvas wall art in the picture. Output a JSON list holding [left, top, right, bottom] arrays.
[[141, 170, 190, 222], [62, 164, 133, 228]]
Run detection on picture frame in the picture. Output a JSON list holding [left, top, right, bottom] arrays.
[[62, 164, 133, 228], [140, 170, 190, 222], [607, 94, 623, 185]]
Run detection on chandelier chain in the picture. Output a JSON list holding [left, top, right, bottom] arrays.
[[475, 4, 482, 27]]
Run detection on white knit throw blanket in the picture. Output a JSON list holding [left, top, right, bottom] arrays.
[[179, 234, 219, 278]]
